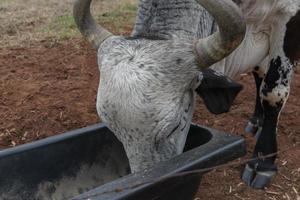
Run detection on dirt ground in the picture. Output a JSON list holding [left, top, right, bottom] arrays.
[[0, 37, 299, 199], [0, 1, 299, 198]]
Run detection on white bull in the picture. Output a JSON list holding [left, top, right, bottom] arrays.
[[74, 0, 299, 189]]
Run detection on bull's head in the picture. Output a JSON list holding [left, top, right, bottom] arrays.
[[73, 0, 246, 172]]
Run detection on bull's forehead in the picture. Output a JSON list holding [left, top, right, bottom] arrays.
[[97, 36, 201, 100], [96, 37, 201, 135], [98, 36, 198, 73]]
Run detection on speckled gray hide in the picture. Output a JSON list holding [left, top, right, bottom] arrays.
[[97, 37, 200, 172], [96, 0, 220, 173]]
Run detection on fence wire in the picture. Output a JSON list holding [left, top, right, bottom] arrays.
[[75, 142, 299, 199]]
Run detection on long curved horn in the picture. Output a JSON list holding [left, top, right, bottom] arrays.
[[73, 0, 113, 49], [194, 0, 246, 69]]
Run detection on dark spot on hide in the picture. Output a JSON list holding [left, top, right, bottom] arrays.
[[153, 73, 159, 78], [128, 134, 133, 141], [176, 58, 183, 64], [185, 103, 191, 113], [262, 56, 284, 96], [139, 64, 145, 68], [124, 36, 141, 40], [135, 71, 140, 76], [232, 0, 242, 5], [129, 56, 134, 61], [254, 66, 260, 72], [152, 1, 158, 8], [180, 122, 187, 132], [284, 10, 300, 62], [196, 69, 243, 114], [125, 35, 167, 41], [167, 123, 180, 138]]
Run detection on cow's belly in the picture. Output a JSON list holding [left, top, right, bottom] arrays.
[[210, 25, 270, 79]]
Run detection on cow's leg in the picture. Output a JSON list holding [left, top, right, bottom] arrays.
[[245, 67, 264, 136], [242, 56, 294, 188], [242, 11, 299, 189], [242, 9, 300, 188]]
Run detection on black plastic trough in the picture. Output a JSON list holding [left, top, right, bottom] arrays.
[[0, 123, 246, 200]]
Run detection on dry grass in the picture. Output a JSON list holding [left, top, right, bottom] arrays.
[[0, 0, 138, 48]]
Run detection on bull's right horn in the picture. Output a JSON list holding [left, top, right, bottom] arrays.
[[194, 0, 246, 69], [73, 0, 113, 49]]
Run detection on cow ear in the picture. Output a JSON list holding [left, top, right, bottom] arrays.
[[196, 69, 243, 114], [284, 11, 300, 62]]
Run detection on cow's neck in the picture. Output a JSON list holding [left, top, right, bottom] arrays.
[[132, 0, 215, 40]]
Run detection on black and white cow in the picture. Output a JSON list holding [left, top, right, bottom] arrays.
[[239, 3, 300, 188], [209, 1, 300, 189], [74, 0, 300, 189]]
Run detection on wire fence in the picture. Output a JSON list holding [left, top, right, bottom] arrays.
[[76, 142, 300, 199]]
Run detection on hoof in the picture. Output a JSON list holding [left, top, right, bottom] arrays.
[[254, 127, 262, 140], [245, 121, 262, 139], [241, 164, 276, 189], [251, 171, 276, 189], [241, 164, 255, 185], [245, 122, 258, 135]]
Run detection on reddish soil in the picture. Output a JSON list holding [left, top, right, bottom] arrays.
[[0, 39, 299, 199]]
